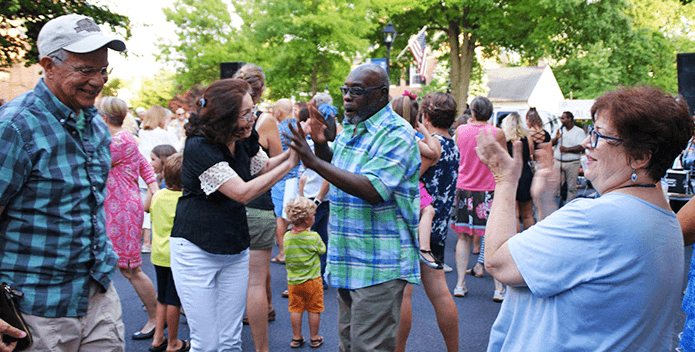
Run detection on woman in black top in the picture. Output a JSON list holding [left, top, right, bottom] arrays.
[[169, 78, 298, 351], [502, 112, 535, 231], [526, 108, 550, 149]]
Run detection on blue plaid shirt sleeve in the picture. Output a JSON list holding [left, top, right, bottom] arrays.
[[0, 120, 31, 206]]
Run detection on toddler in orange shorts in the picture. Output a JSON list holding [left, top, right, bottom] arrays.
[[284, 197, 326, 348]]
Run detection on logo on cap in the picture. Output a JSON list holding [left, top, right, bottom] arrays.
[[74, 18, 100, 33]]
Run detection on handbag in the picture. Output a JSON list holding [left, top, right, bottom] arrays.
[[0, 282, 32, 351]]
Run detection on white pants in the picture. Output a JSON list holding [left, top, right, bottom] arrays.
[[170, 237, 249, 352]]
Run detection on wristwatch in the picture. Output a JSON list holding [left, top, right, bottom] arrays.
[[313, 198, 321, 206]]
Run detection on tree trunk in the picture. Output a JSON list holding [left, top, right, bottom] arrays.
[[448, 22, 476, 115], [311, 64, 318, 96]]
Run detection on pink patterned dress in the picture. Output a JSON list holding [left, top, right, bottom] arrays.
[[106, 131, 157, 268]]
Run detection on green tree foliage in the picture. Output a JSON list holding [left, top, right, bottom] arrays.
[[159, 0, 250, 91], [374, 0, 631, 112], [237, 0, 373, 101], [555, 0, 695, 98], [130, 71, 175, 111], [0, 0, 131, 67], [101, 76, 123, 97], [159, 0, 373, 103]]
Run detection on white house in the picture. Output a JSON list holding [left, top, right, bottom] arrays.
[[485, 65, 566, 132], [487, 65, 564, 113]]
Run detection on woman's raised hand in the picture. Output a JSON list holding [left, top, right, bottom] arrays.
[[475, 129, 522, 186]]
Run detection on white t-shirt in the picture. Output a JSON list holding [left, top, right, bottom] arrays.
[[138, 127, 181, 162], [553, 125, 586, 162], [488, 193, 683, 352]]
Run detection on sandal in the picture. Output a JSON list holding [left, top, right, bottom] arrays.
[[169, 340, 190, 352], [271, 255, 285, 264], [290, 337, 305, 348], [310, 336, 324, 348], [419, 250, 443, 270]]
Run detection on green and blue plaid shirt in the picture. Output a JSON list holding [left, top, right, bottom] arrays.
[[0, 79, 117, 317], [327, 104, 421, 289]]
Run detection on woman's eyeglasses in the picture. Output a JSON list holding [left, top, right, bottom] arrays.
[[240, 110, 255, 123], [588, 125, 623, 148]]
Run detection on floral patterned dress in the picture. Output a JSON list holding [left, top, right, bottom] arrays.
[[421, 134, 459, 248], [106, 131, 156, 268]]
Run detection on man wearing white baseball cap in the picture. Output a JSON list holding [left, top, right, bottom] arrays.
[[0, 14, 127, 352]]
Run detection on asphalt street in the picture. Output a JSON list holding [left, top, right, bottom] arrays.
[[115, 227, 690, 351]]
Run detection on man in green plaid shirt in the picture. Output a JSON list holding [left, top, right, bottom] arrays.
[[288, 64, 421, 352]]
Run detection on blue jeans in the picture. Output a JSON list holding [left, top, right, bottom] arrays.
[[170, 237, 249, 352]]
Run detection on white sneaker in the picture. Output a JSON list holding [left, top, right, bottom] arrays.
[[141, 245, 151, 254], [442, 263, 453, 273], [493, 290, 505, 302], [453, 285, 467, 297]]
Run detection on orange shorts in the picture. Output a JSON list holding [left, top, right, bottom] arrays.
[[288, 277, 324, 314]]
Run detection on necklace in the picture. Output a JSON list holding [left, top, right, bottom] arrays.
[[615, 184, 656, 190]]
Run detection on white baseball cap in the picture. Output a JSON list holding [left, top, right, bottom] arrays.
[[37, 14, 126, 59]]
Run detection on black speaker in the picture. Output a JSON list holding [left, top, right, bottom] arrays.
[[677, 53, 695, 116], [220, 62, 245, 79]]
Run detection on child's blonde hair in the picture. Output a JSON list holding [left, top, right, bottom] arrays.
[[285, 197, 317, 225]]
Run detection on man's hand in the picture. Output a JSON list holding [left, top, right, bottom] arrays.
[[475, 129, 522, 186], [0, 317, 26, 352]]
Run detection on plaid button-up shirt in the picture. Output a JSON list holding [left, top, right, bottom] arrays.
[[0, 79, 117, 317], [326, 104, 421, 289]]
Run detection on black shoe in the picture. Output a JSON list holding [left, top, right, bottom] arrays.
[[419, 250, 443, 270], [132, 326, 155, 340], [148, 340, 167, 352]]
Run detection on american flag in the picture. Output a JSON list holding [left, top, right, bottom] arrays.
[[408, 27, 428, 81]]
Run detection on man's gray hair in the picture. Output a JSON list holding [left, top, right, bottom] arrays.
[[46, 48, 68, 65], [313, 92, 332, 106]]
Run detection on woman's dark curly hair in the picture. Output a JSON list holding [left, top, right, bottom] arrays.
[[185, 79, 251, 145], [420, 92, 457, 129], [591, 86, 693, 181]]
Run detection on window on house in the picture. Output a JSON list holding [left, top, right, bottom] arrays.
[[409, 65, 424, 87]]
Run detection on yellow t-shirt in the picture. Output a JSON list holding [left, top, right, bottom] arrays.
[[150, 188, 182, 267]]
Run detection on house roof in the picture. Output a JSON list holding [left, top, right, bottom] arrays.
[[486, 66, 545, 102]]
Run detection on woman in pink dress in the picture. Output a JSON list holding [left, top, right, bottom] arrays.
[[99, 97, 160, 340]]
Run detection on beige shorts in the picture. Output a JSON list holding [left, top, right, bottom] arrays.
[[23, 281, 125, 352], [247, 207, 277, 250]]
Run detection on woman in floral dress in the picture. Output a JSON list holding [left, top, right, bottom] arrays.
[[99, 97, 160, 339]]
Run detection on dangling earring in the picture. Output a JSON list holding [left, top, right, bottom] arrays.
[[631, 169, 637, 182]]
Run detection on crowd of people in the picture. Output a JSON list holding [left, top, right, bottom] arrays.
[[1, 13, 695, 352]]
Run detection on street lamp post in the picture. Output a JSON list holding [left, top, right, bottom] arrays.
[[382, 22, 397, 78]]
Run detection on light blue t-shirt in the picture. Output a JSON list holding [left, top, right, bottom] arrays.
[[488, 193, 683, 352]]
